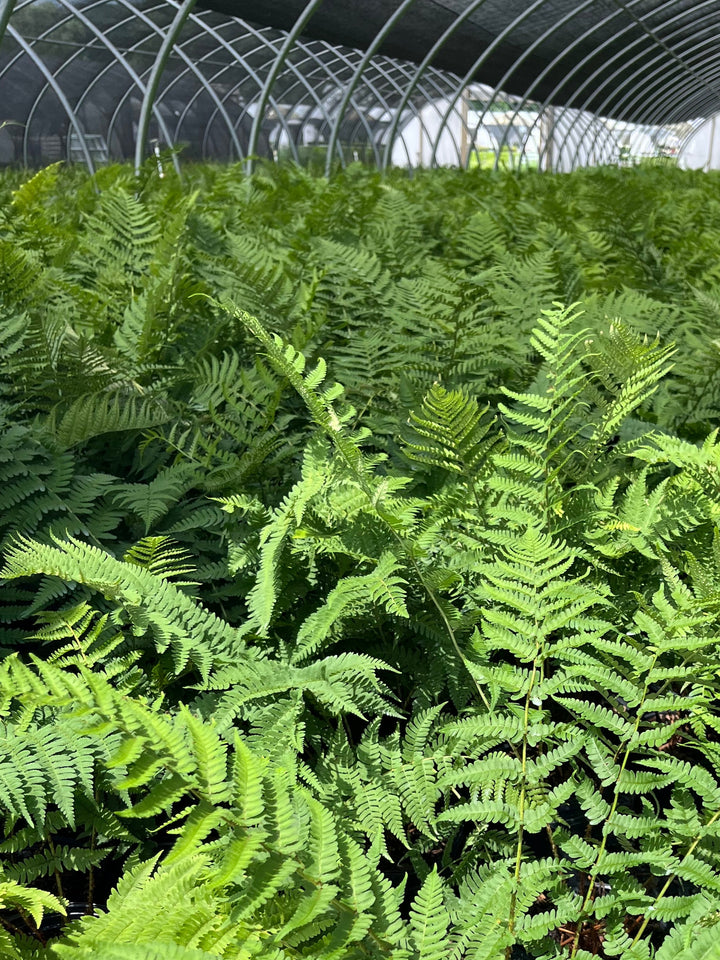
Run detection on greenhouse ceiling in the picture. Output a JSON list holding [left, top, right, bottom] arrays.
[[201, 0, 720, 124], [0, 0, 719, 173]]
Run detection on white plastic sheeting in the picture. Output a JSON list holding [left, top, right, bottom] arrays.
[[388, 97, 657, 172], [679, 116, 720, 170]]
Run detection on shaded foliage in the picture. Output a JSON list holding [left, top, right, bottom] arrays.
[[2, 160, 720, 959]]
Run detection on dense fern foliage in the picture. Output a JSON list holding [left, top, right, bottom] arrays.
[[4, 159, 720, 958]]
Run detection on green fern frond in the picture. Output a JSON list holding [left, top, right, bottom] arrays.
[[404, 384, 497, 481], [0, 878, 65, 929], [409, 867, 451, 960], [293, 552, 408, 663], [124, 537, 196, 582], [52, 390, 171, 448], [1, 536, 243, 676], [114, 465, 197, 534]]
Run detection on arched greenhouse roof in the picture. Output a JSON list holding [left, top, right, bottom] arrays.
[[201, 0, 720, 124], [0, 0, 718, 172]]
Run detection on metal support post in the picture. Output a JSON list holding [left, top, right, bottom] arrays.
[[324, 0, 420, 177], [0, 0, 16, 48], [134, 0, 198, 176], [245, 0, 324, 173]]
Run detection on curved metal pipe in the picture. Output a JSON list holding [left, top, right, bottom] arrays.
[[0, 0, 16, 49], [526, 0, 714, 168], [280, 42, 375, 165], [48, 0, 180, 172], [187, 34, 303, 163], [246, 0, 324, 172], [229, 39, 433, 170], [614, 0, 720, 105], [10, 0, 720, 176], [527, 0, 702, 170], [619, 43, 720, 129], [271, 53, 373, 166], [603, 24, 720, 123], [6, 22, 95, 172], [429, 0, 581, 170], [161, 39, 262, 162], [676, 115, 709, 162], [1, 0, 428, 171], [191, 25, 344, 164], [489, 2, 636, 170], [174, 65, 244, 161], [328, 53, 455, 169], [380, 0, 493, 171], [533, 25, 711, 170], [368, 59, 466, 169], [558, 112, 620, 171], [564, 19, 720, 170], [324, 0, 420, 176], [106, 0, 251, 165], [134, 0, 197, 174], [676, 112, 720, 169], [394, 64, 465, 169], [53, 0, 161, 147], [567, 76, 700, 172], [668, 87, 720, 126], [78, 2, 244, 165], [579, 11, 720, 152], [478, 0, 625, 171], [7, 0, 115, 168], [225, 36, 352, 163], [336, 58, 428, 165], [179, 12, 296, 161], [546, 1, 720, 170], [183, 22, 333, 163]]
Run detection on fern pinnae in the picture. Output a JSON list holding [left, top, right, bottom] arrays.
[[409, 867, 451, 960], [630, 808, 720, 947], [230, 301, 493, 713], [0, 535, 245, 679], [565, 644, 664, 957], [506, 642, 542, 955]]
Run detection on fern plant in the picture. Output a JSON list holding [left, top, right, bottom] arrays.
[[6, 161, 720, 959]]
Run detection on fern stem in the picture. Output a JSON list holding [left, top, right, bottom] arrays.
[[506, 651, 540, 955], [0, 912, 41, 944], [46, 832, 65, 900], [570, 649, 660, 957], [88, 791, 98, 913], [403, 547, 492, 714]]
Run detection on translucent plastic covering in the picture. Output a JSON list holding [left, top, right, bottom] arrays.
[[0, 0, 715, 173]]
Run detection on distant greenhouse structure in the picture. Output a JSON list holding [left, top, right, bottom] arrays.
[[0, 0, 717, 174]]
